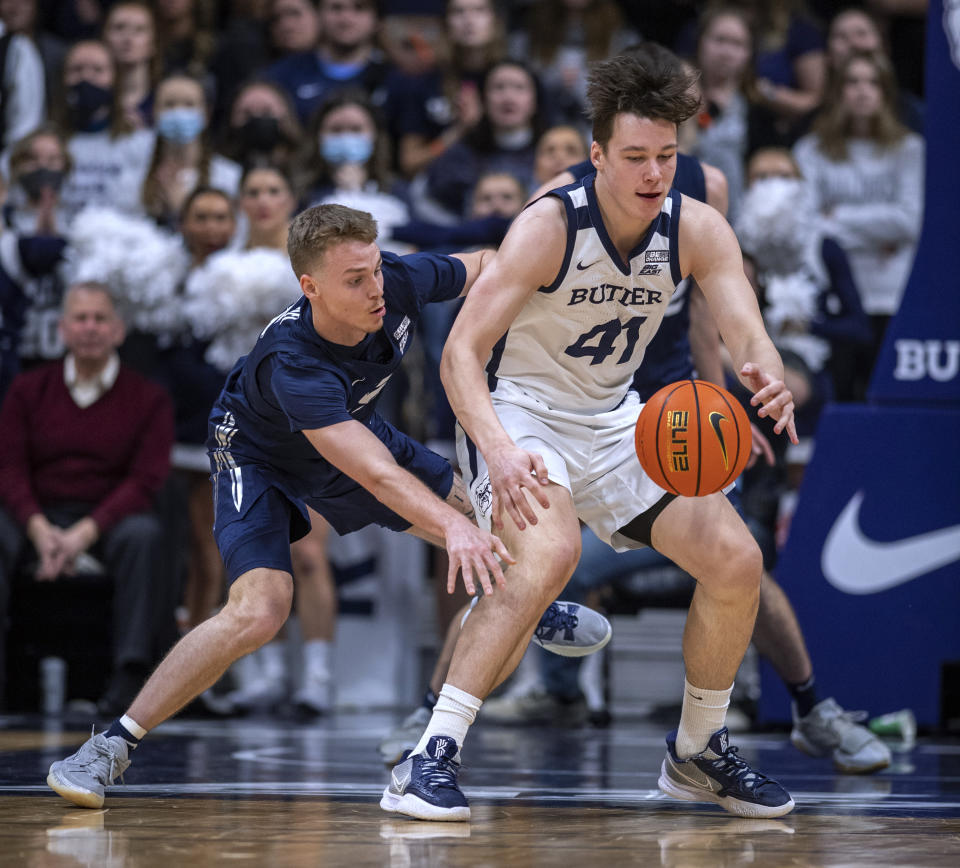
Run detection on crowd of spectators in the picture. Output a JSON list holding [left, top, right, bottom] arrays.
[[0, 0, 927, 718]]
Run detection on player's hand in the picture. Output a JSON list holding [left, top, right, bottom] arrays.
[[443, 515, 515, 596], [485, 444, 551, 532], [741, 362, 799, 444], [747, 422, 776, 469]]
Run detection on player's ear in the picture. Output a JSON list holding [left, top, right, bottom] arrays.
[[590, 140, 603, 171], [299, 272, 318, 298]]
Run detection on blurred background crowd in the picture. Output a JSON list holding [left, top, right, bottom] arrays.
[[0, 0, 927, 726]]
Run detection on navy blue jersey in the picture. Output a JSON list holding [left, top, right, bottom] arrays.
[[206, 251, 465, 500], [566, 153, 709, 399]]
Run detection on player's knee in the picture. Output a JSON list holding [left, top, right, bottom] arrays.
[[225, 583, 293, 651], [718, 539, 763, 599], [538, 534, 582, 595]]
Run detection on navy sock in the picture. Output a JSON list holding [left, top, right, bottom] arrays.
[[788, 676, 818, 718], [106, 719, 141, 748], [422, 688, 438, 710]]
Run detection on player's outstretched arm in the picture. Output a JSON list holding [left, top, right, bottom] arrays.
[[440, 199, 567, 532], [449, 247, 497, 297], [681, 200, 799, 445], [304, 420, 514, 595]]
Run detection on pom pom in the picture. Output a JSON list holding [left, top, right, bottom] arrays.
[[735, 178, 821, 277], [63, 206, 190, 335], [182, 248, 302, 371]]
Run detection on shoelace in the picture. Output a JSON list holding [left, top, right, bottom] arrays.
[[535, 604, 579, 641], [419, 755, 460, 791], [77, 727, 126, 785], [707, 746, 765, 791]]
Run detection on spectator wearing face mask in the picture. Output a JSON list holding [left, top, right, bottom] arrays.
[[299, 89, 411, 253], [55, 39, 155, 222], [141, 73, 241, 228], [0, 125, 72, 400], [219, 79, 303, 175]]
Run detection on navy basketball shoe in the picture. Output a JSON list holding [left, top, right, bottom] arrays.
[[380, 735, 470, 821], [531, 601, 612, 657], [659, 727, 795, 818]]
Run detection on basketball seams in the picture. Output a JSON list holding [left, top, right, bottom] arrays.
[[691, 379, 703, 496], [652, 382, 686, 495], [699, 380, 747, 490]]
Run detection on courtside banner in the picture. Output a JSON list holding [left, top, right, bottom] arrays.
[[869, 0, 960, 404], [763, 406, 960, 726]]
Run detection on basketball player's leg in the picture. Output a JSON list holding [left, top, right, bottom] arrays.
[[47, 481, 300, 808], [381, 484, 580, 820], [650, 493, 761, 696], [639, 494, 794, 817], [753, 570, 891, 773], [126, 568, 293, 729], [753, 571, 811, 685]]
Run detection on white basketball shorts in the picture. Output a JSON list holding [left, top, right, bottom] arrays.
[[455, 381, 669, 552]]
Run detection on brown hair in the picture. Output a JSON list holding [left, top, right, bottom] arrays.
[[141, 73, 213, 223], [525, 0, 623, 67], [586, 45, 701, 148], [8, 124, 74, 180], [58, 40, 136, 139], [696, 5, 759, 102], [811, 49, 906, 160], [180, 185, 235, 224], [287, 204, 378, 277]]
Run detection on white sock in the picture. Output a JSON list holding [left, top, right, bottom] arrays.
[[302, 639, 332, 678], [675, 678, 733, 759], [259, 642, 286, 680], [412, 683, 482, 755], [120, 714, 148, 739]]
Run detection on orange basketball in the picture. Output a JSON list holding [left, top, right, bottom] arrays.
[[634, 379, 752, 497]]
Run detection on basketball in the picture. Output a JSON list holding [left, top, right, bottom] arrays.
[[634, 379, 752, 497]]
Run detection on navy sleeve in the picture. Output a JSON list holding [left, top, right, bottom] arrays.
[[263, 352, 353, 432], [382, 251, 467, 314], [813, 238, 873, 346], [390, 215, 510, 252]]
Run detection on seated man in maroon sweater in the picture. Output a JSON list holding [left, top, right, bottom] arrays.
[[0, 281, 175, 714]]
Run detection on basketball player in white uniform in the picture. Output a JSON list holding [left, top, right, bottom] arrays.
[[381, 46, 799, 821]]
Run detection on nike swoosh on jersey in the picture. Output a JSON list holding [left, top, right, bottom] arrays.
[[576, 259, 601, 270], [822, 491, 960, 594]]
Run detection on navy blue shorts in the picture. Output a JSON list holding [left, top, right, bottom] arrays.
[[211, 429, 453, 585]]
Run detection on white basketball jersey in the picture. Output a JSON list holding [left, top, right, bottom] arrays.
[[487, 176, 683, 414]]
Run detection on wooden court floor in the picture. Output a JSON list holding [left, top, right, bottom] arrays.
[[2, 711, 959, 866]]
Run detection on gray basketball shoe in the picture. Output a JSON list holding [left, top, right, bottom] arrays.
[[47, 731, 131, 808], [531, 601, 612, 657], [791, 698, 892, 773]]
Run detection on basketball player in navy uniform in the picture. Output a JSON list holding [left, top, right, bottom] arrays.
[[381, 47, 798, 821], [46, 204, 611, 809]]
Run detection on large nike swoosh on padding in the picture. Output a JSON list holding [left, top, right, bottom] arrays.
[[822, 491, 960, 594]]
